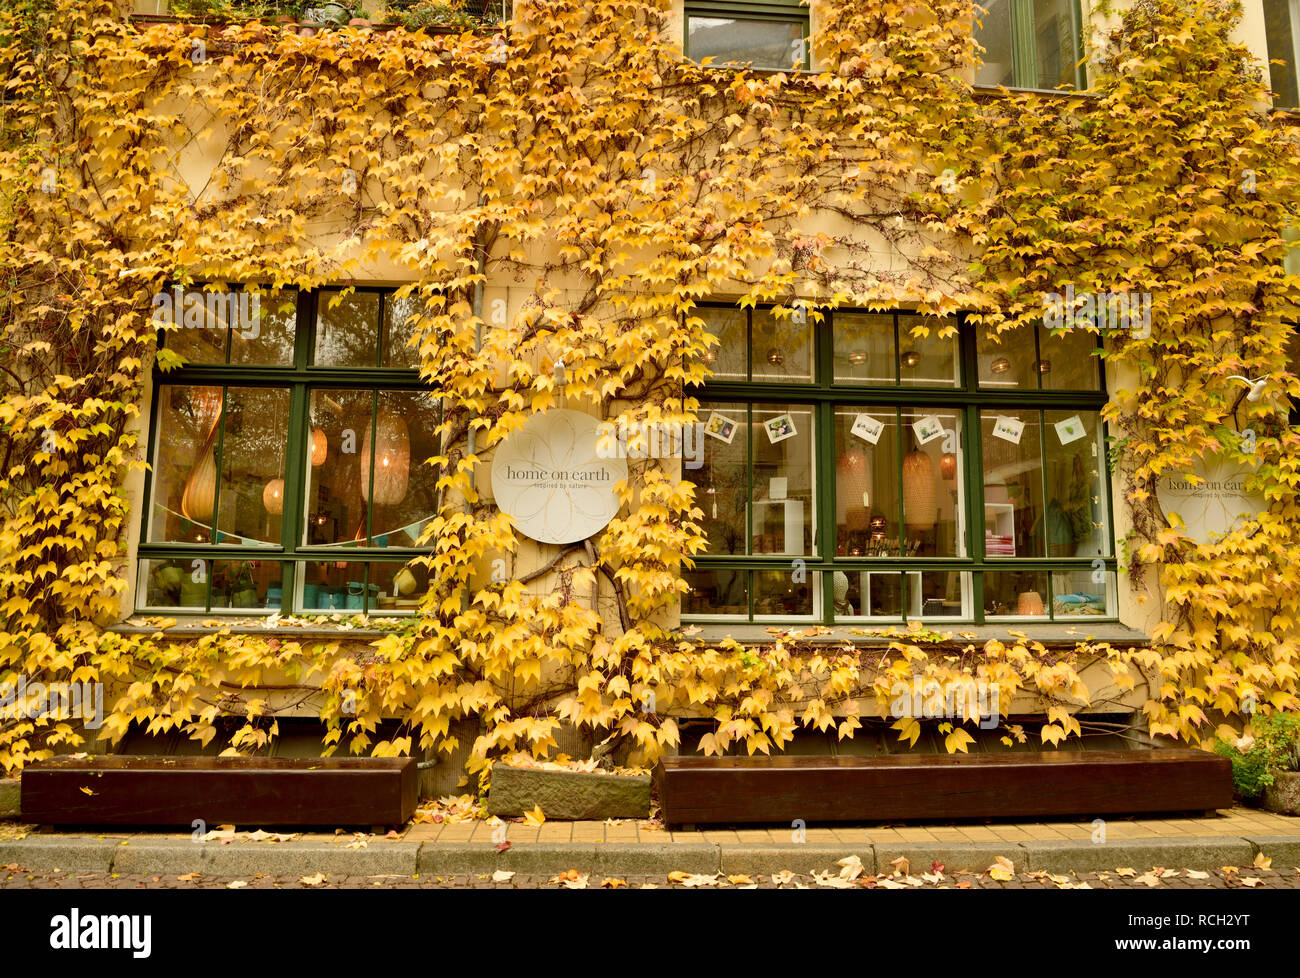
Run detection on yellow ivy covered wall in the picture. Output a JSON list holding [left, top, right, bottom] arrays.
[[0, 0, 1297, 777]]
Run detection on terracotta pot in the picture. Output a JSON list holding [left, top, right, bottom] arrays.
[[1263, 770, 1300, 815], [349, 18, 371, 26]]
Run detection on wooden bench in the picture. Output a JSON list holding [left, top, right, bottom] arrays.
[[655, 750, 1232, 827], [20, 756, 418, 827]]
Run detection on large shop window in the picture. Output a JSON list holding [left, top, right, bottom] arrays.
[[684, 305, 1117, 624], [974, 0, 1086, 90], [684, 0, 810, 71], [1265, 0, 1300, 107], [137, 287, 438, 615]]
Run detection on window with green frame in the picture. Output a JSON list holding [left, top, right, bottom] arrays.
[[684, 0, 810, 71], [684, 304, 1117, 624], [974, 0, 1086, 91], [1265, 0, 1300, 108], [137, 286, 439, 616]]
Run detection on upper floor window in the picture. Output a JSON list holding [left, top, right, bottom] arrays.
[[684, 305, 1116, 625], [684, 0, 810, 71], [1265, 0, 1300, 107], [975, 0, 1086, 90], [138, 286, 439, 616]]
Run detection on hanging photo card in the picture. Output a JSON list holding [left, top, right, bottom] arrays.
[[1054, 414, 1086, 446], [704, 411, 738, 444], [991, 415, 1025, 445], [764, 413, 798, 444], [851, 413, 885, 445], [911, 415, 945, 446]]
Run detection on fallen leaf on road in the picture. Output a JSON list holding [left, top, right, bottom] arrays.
[[1238, 877, 1262, 887], [1185, 869, 1210, 879], [601, 878, 627, 889], [813, 871, 858, 888], [837, 855, 865, 880], [550, 869, 588, 889], [491, 870, 515, 883], [227, 880, 247, 889], [300, 873, 326, 886], [987, 856, 1015, 881], [727, 874, 755, 886], [1115, 867, 1137, 877], [177, 873, 201, 882], [889, 856, 910, 876], [1253, 853, 1272, 870], [771, 870, 795, 886], [1220, 866, 1239, 874], [667, 871, 719, 888], [1133, 873, 1161, 887]]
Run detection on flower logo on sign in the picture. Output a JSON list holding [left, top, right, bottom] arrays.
[[490, 410, 628, 545]]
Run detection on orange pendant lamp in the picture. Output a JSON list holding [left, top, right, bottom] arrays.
[[311, 427, 328, 467], [361, 409, 410, 505], [902, 448, 937, 531], [180, 387, 223, 523]]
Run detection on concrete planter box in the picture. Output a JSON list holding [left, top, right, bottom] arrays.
[[487, 765, 651, 821], [0, 779, 18, 820], [1262, 770, 1300, 815]]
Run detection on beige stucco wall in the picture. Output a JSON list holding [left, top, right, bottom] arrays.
[[118, 1, 1291, 660]]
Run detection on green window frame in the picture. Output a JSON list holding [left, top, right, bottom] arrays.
[[974, 0, 1087, 91], [683, 0, 811, 72], [1265, 0, 1300, 108], [684, 303, 1118, 625], [136, 286, 438, 616]]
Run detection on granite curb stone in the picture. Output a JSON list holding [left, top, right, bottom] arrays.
[[1019, 836, 1256, 874]]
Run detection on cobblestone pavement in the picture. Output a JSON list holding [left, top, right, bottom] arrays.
[[3, 866, 1299, 889]]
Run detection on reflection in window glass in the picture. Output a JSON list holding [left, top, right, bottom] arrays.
[[1051, 568, 1113, 619], [148, 385, 224, 543], [899, 315, 959, 387], [1031, 0, 1080, 90], [984, 569, 1050, 617], [917, 571, 969, 618], [686, 13, 806, 70], [230, 290, 297, 367], [753, 568, 815, 618], [752, 403, 815, 555], [697, 401, 748, 555], [1044, 409, 1109, 557], [1038, 326, 1101, 390], [382, 293, 424, 368], [370, 560, 431, 613], [697, 307, 748, 381], [684, 568, 748, 617], [974, 0, 1015, 87], [837, 569, 902, 619], [977, 327, 1035, 389], [751, 308, 814, 383], [833, 313, 895, 385], [981, 409, 1045, 558], [216, 386, 290, 547], [834, 407, 900, 556], [901, 407, 964, 557], [371, 390, 439, 547], [1265, 0, 1300, 108], [304, 389, 374, 547], [315, 290, 380, 367]]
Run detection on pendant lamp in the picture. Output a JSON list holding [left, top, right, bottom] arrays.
[[361, 409, 410, 505], [180, 387, 223, 523], [311, 427, 328, 467], [836, 448, 870, 527], [902, 448, 937, 531]]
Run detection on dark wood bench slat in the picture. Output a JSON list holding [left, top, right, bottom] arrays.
[[21, 756, 418, 827], [655, 750, 1233, 826]]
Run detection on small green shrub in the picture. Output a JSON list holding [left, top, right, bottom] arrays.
[[1214, 713, 1300, 799]]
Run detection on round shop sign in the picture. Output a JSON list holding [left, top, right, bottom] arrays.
[[1158, 453, 1266, 545], [490, 410, 627, 545]]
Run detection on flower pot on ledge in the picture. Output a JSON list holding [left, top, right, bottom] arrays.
[[1262, 771, 1300, 815]]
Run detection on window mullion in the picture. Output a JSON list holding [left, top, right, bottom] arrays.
[[1010, 0, 1038, 89]]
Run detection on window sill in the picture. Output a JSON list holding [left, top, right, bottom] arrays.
[[112, 614, 415, 641], [686, 621, 1147, 647]]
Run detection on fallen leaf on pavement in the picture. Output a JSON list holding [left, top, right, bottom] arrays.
[[1254, 853, 1272, 870], [601, 878, 627, 888], [523, 805, 546, 827], [889, 856, 910, 876], [987, 856, 1015, 881], [300, 873, 326, 886], [491, 870, 515, 882]]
